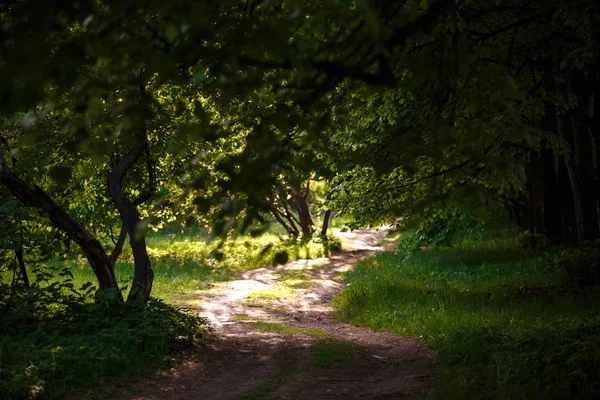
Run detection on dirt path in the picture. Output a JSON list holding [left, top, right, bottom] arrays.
[[120, 228, 434, 400]]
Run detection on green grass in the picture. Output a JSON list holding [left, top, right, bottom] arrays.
[[234, 313, 257, 321], [1, 231, 329, 399], [60, 232, 327, 305], [245, 264, 328, 303], [0, 298, 208, 399], [246, 284, 298, 301], [333, 246, 600, 399], [252, 322, 329, 338]]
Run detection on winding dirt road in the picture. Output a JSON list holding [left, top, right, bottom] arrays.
[[120, 228, 434, 400]]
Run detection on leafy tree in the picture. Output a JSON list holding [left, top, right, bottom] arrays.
[[2, 0, 599, 306]]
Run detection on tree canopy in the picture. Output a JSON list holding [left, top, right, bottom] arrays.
[[1, 0, 599, 302]]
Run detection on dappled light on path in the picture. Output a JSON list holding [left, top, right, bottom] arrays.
[[118, 227, 434, 400]]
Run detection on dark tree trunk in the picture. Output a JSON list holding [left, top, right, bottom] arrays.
[[107, 131, 154, 303], [540, 147, 563, 243], [320, 209, 332, 238], [567, 70, 599, 241], [109, 225, 128, 266], [555, 80, 585, 243], [527, 68, 600, 245], [271, 205, 300, 237], [291, 182, 315, 237], [0, 143, 120, 295], [15, 243, 29, 287]]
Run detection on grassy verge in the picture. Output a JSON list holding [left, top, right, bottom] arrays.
[[252, 321, 329, 338], [2, 232, 331, 399], [332, 246, 600, 399], [61, 232, 328, 304], [0, 298, 207, 399]]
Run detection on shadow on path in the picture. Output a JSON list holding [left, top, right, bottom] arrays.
[[116, 228, 435, 400]]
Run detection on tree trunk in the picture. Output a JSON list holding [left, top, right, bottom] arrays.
[[109, 225, 128, 266], [291, 182, 315, 237], [320, 209, 332, 238], [107, 131, 154, 303], [567, 70, 599, 241], [271, 206, 300, 237], [543, 69, 600, 244], [15, 243, 29, 287], [0, 143, 120, 295]]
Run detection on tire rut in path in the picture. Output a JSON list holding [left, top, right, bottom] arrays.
[[121, 228, 435, 400]]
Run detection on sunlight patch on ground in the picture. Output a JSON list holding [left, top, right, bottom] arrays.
[[332, 226, 390, 251], [252, 322, 330, 338], [247, 284, 298, 300]]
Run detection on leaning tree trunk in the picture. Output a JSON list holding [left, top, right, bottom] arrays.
[[271, 204, 300, 237], [0, 141, 120, 295], [107, 130, 154, 303], [15, 243, 30, 287], [320, 209, 332, 238]]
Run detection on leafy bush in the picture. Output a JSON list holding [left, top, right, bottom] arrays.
[[321, 234, 342, 256], [435, 321, 600, 399], [545, 244, 600, 288], [515, 230, 550, 250], [0, 264, 208, 399], [397, 205, 520, 253], [396, 229, 422, 257]]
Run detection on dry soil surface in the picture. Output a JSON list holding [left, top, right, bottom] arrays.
[[116, 228, 435, 400]]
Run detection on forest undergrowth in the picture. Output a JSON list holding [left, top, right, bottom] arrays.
[[0, 230, 330, 399], [334, 233, 600, 399]]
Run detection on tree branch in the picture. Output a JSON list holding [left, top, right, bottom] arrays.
[[468, 10, 555, 42], [387, 0, 453, 48], [0, 138, 120, 295], [106, 127, 154, 303]]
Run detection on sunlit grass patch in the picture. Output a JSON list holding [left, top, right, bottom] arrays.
[[63, 232, 328, 303], [246, 264, 330, 301], [241, 298, 273, 308], [234, 313, 256, 321], [252, 322, 329, 338], [378, 231, 400, 250], [247, 284, 298, 300], [278, 277, 315, 289], [333, 246, 600, 399]]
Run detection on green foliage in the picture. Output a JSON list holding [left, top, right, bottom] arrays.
[[333, 245, 600, 399], [435, 321, 600, 399], [1, 0, 600, 396], [0, 275, 208, 399], [514, 231, 551, 250], [411, 206, 486, 249], [63, 231, 328, 304], [545, 244, 600, 288], [321, 234, 343, 256], [396, 205, 520, 255], [396, 230, 423, 256]]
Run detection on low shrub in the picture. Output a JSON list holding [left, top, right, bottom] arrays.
[[0, 264, 208, 399]]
